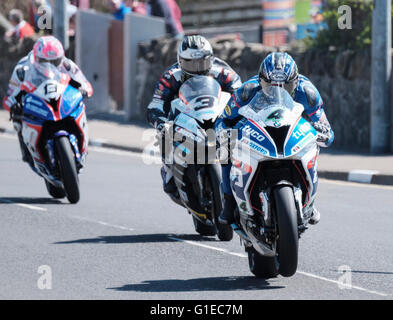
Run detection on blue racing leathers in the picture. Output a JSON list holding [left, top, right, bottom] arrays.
[[215, 74, 335, 195]]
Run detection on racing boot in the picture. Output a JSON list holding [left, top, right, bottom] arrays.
[[17, 132, 30, 163], [218, 193, 237, 225], [309, 206, 321, 225], [160, 165, 176, 194]]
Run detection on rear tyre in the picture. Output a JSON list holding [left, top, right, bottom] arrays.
[[207, 165, 233, 241], [55, 136, 80, 204], [247, 246, 279, 279], [45, 180, 65, 199], [274, 185, 299, 277], [192, 216, 216, 236]]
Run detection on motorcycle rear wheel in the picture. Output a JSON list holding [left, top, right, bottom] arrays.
[[55, 136, 80, 204]]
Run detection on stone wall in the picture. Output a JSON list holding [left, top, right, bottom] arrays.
[[136, 37, 373, 151]]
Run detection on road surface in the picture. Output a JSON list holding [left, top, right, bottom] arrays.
[[0, 135, 392, 300]]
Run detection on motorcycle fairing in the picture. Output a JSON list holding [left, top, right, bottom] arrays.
[[59, 85, 83, 119]]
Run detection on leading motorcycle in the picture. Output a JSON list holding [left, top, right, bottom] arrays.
[[17, 63, 88, 204], [229, 85, 319, 278]]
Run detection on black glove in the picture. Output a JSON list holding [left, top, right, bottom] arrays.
[[10, 103, 22, 121]]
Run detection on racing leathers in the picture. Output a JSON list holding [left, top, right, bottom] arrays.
[[215, 74, 334, 200], [147, 57, 242, 193]]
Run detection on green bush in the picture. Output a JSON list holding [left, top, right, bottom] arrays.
[[305, 0, 392, 50]]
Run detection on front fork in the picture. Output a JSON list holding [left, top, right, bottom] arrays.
[[47, 132, 83, 175]]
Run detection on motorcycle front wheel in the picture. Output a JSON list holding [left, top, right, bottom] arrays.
[[273, 185, 299, 277], [55, 136, 80, 204]]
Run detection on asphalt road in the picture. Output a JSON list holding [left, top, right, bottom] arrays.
[[0, 134, 392, 300]]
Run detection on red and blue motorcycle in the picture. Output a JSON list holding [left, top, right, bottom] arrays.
[[18, 64, 89, 203]]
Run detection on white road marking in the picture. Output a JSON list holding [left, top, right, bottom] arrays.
[[168, 236, 389, 297], [297, 271, 388, 297], [320, 178, 393, 190], [0, 199, 48, 211], [168, 236, 247, 258], [71, 215, 134, 231]]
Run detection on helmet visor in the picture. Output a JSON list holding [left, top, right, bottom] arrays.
[[37, 57, 63, 68], [179, 54, 213, 75]]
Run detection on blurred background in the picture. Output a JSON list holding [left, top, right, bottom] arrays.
[[0, 0, 392, 153]]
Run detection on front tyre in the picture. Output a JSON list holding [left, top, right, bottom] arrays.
[[55, 136, 80, 204], [274, 185, 299, 277]]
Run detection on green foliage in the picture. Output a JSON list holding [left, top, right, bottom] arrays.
[[305, 0, 392, 50]]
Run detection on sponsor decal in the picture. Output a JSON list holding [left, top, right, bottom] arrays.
[[291, 132, 314, 153], [243, 125, 265, 142], [249, 141, 268, 155], [293, 122, 312, 139], [224, 105, 232, 116]]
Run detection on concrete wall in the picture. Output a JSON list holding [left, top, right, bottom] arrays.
[[123, 13, 166, 121], [75, 10, 113, 115]]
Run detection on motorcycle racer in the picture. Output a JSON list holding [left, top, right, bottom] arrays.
[[3, 35, 93, 164], [215, 52, 334, 225], [147, 35, 242, 195]]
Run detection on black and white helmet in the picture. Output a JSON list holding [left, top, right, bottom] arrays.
[[177, 35, 214, 76]]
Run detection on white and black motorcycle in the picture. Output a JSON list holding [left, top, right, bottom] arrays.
[[229, 85, 319, 278], [161, 76, 233, 241]]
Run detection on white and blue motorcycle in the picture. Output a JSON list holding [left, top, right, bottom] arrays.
[[229, 85, 319, 278]]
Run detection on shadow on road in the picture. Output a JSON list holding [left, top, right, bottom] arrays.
[[108, 276, 285, 292], [54, 233, 219, 245], [0, 197, 62, 205]]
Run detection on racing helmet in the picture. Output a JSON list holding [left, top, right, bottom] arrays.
[[177, 35, 214, 76], [33, 36, 65, 75], [259, 52, 299, 95]]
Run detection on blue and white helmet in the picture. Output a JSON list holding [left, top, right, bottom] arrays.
[[259, 52, 298, 94]]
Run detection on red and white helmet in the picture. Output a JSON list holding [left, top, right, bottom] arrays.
[[33, 36, 65, 74]]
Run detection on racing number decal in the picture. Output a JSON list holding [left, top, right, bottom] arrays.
[[195, 96, 214, 111], [44, 83, 57, 95]]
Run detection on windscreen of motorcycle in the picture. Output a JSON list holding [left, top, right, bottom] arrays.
[[249, 86, 294, 112], [239, 86, 301, 127], [178, 75, 221, 104], [30, 63, 69, 101]]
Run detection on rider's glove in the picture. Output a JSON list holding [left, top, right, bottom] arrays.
[[312, 121, 331, 145], [10, 103, 22, 121], [79, 88, 88, 98]]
